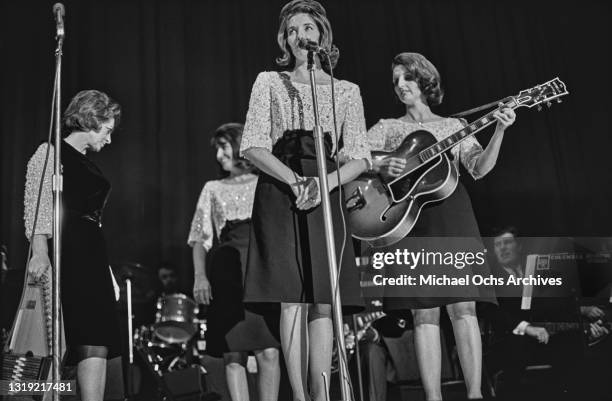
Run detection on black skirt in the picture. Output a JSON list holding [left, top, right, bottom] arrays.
[[206, 219, 279, 357], [381, 181, 497, 312], [61, 215, 122, 363], [243, 130, 364, 315]]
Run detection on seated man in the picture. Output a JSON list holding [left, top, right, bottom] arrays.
[[157, 261, 181, 297], [485, 227, 608, 398]]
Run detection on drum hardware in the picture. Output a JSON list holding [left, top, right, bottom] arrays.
[[133, 315, 206, 374], [154, 293, 199, 343]]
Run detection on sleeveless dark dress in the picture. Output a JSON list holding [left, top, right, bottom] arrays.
[[244, 131, 364, 314], [60, 140, 121, 362], [205, 219, 279, 357]]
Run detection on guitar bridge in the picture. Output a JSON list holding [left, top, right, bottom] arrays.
[[346, 186, 366, 213]]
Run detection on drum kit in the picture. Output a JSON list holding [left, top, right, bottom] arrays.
[[111, 263, 206, 376], [136, 293, 207, 374]]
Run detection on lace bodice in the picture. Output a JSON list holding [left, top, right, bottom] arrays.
[[368, 118, 484, 179], [239, 71, 371, 162], [24, 144, 54, 239], [187, 173, 258, 251]]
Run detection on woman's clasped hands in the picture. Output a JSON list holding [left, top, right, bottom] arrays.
[[291, 174, 321, 210]]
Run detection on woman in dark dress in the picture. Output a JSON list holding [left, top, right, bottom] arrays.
[[367, 53, 516, 400], [188, 123, 280, 401], [239, 1, 371, 400], [25, 90, 122, 401]]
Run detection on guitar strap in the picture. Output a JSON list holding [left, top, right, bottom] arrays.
[[450, 96, 514, 118]]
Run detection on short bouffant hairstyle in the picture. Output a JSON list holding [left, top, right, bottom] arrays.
[[210, 123, 256, 177], [276, 0, 339, 72], [63, 90, 121, 136], [392, 53, 444, 106]]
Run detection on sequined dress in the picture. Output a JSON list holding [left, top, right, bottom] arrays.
[[368, 118, 495, 310], [188, 173, 279, 356], [24, 141, 121, 361], [239, 71, 371, 313]]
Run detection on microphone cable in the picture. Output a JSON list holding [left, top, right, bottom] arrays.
[[325, 51, 358, 401]]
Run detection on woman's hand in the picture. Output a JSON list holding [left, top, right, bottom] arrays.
[[28, 252, 51, 282], [193, 277, 212, 305], [295, 177, 320, 210], [289, 174, 305, 198], [492, 104, 516, 132], [373, 157, 406, 180]]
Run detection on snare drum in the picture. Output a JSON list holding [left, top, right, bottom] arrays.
[[153, 294, 198, 343]]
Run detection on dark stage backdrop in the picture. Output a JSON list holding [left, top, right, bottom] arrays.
[[1, 0, 611, 297]]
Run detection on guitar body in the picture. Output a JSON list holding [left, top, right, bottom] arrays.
[[345, 129, 458, 248], [1, 271, 65, 400]]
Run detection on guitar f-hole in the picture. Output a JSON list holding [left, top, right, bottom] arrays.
[[380, 196, 412, 222]]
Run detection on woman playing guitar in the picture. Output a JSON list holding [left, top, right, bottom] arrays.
[[367, 52, 515, 401]]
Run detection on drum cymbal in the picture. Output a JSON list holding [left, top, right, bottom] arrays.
[[111, 262, 156, 303]]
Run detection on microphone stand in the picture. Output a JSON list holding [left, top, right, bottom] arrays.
[[306, 51, 352, 401], [51, 27, 64, 401], [352, 315, 364, 401], [126, 277, 135, 400]]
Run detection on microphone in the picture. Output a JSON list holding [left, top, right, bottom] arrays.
[[52, 3, 65, 39], [297, 38, 327, 55]]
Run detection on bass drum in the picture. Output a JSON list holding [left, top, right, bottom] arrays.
[[153, 294, 198, 343]]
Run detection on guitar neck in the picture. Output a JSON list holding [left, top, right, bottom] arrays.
[[537, 321, 612, 334], [419, 98, 519, 163]]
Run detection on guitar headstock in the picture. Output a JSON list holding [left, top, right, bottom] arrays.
[[514, 77, 569, 110]]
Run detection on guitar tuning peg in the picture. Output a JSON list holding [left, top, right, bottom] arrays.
[[546, 101, 552, 108], [537, 105, 543, 111], [556, 98, 562, 103]]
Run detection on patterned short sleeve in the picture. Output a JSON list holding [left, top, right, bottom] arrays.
[[338, 85, 371, 162], [24, 143, 54, 240], [187, 182, 214, 251], [240, 72, 273, 155], [367, 119, 388, 152], [456, 119, 484, 180]]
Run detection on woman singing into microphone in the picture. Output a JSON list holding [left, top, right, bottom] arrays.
[[239, 1, 371, 400]]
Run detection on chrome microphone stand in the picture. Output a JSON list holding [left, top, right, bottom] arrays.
[[126, 277, 135, 400], [306, 50, 353, 401], [51, 12, 64, 401]]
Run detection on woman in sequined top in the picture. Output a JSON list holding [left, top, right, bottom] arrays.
[[238, 1, 371, 400], [368, 53, 516, 401], [24, 90, 122, 401], [188, 123, 280, 401]]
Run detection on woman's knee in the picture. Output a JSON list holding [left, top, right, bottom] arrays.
[[412, 307, 441, 326], [224, 351, 247, 367], [73, 345, 108, 363], [255, 347, 279, 366], [281, 302, 308, 317], [308, 303, 331, 321], [446, 301, 476, 321]]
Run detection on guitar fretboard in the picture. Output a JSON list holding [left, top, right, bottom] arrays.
[[419, 99, 518, 162]]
